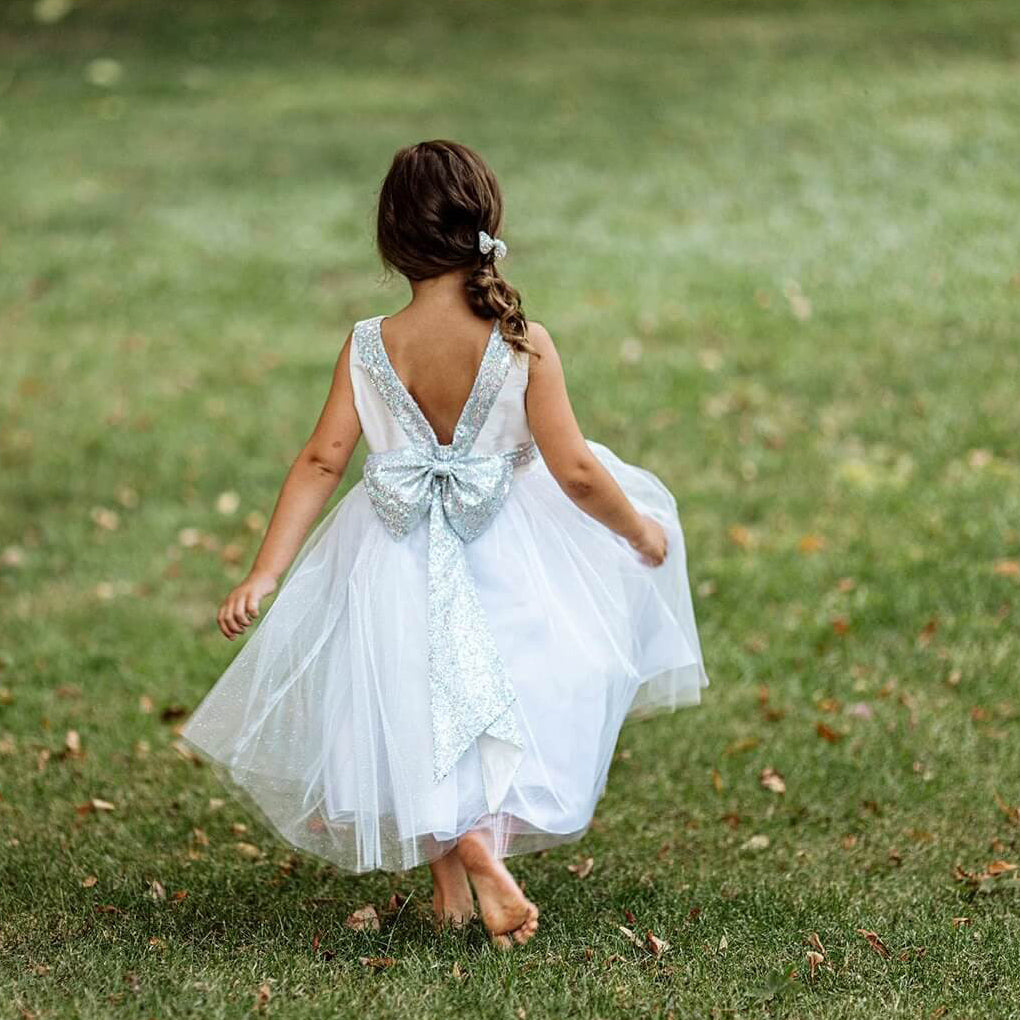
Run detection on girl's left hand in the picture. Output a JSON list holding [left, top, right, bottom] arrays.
[[217, 570, 277, 640]]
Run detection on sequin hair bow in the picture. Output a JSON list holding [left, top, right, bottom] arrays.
[[478, 230, 508, 260]]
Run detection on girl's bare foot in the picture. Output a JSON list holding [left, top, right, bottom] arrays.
[[429, 848, 476, 927], [456, 830, 539, 946]]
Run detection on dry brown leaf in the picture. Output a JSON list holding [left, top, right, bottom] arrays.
[[618, 925, 643, 947], [798, 534, 825, 554], [235, 842, 262, 859], [994, 793, 1020, 825], [992, 559, 1020, 577], [82, 875, 98, 888], [952, 917, 971, 928], [359, 956, 396, 970], [816, 722, 844, 743], [806, 950, 824, 978], [138, 695, 154, 714], [171, 740, 198, 763], [831, 616, 850, 635], [91, 798, 115, 812], [254, 983, 271, 1007], [346, 905, 381, 932], [567, 857, 595, 879], [760, 767, 786, 795], [147, 880, 166, 901], [728, 524, 753, 549], [985, 860, 1017, 876], [857, 928, 890, 959], [711, 769, 724, 793], [645, 931, 670, 956], [724, 737, 759, 755], [64, 730, 82, 756], [741, 834, 769, 851], [916, 617, 938, 648]]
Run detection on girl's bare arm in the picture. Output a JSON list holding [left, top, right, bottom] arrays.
[[218, 331, 362, 639], [523, 321, 667, 566]]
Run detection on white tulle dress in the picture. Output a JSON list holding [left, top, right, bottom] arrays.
[[180, 314, 710, 874]]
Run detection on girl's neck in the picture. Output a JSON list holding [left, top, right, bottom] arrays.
[[404, 268, 475, 318]]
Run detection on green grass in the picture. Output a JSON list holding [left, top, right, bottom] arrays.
[[3, 0, 1020, 1016]]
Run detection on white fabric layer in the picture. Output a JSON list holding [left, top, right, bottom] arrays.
[[181, 326, 709, 874]]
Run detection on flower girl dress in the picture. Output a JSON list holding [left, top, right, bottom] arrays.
[[180, 315, 710, 874]]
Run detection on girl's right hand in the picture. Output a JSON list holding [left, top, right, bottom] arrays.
[[217, 571, 277, 640], [628, 515, 669, 567]]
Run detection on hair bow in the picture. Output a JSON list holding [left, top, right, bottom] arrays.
[[478, 230, 508, 260]]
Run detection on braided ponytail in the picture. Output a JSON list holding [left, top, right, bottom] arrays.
[[465, 256, 534, 357], [375, 139, 539, 359]]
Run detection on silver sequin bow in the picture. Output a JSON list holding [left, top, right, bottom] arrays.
[[357, 315, 533, 810], [478, 230, 508, 260]]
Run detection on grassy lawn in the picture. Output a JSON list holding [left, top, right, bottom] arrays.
[[3, 0, 1020, 1016]]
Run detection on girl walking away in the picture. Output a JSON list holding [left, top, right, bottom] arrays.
[[180, 140, 710, 947]]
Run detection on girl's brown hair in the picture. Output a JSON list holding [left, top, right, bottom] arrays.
[[375, 140, 536, 356]]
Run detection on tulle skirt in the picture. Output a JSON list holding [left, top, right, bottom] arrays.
[[179, 440, 709, 874]]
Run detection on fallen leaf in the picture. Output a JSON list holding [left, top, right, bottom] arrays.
[[992, 559, 1020, 577], [645, 931, 670, 956], [724, 737, 759, 755], [346, 905, 381, 932], [147, 880, 166, 901], [806, 950, 824, 978], [171, 740, 198, 763], [760, 767, 786, 795], [728, 524, 753, 550], [857, 929, 890, 959], [91, 798, 115, 812], [951, 917, 971, 928], [985, 860, 1017, 876], [567, 857, 594, 879], [82, 875, 98, 888], [254, 983, 271, 1007], [64, 730, 82, 756], [718, 934, 729, 952], [916, 617, 938, 648], [807, 932, 825, 955], [741, 834, 770, 851], [816, 722, 844, 743], [994, 793, 1020, 825], [798, 534, 825, 554], [359, 956, 396, 970], [235, 842, 262, 859], [711, 769, 724, 793]]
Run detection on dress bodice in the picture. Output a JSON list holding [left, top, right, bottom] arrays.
[[349, 315, 533, 457]]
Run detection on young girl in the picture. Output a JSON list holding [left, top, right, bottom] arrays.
[[180, 140, 709, 948]]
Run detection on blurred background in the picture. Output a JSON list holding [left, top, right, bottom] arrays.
[[2, 1, 1020, 1017]]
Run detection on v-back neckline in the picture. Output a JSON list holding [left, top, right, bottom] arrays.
[[374, 314, 501, 449]]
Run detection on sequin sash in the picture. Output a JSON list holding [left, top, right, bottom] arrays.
[[354, 315, 535, 811]]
